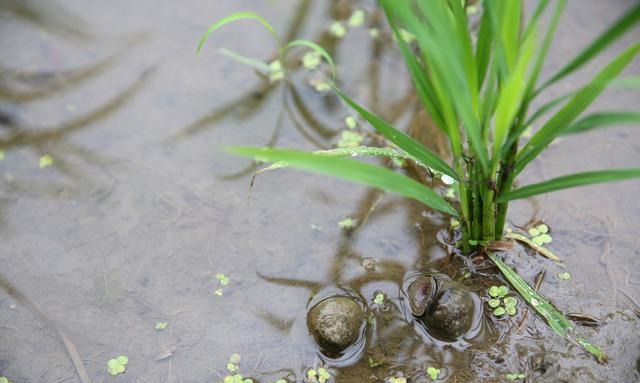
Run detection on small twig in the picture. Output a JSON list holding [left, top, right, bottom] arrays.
[[505, 231, 560, 262]]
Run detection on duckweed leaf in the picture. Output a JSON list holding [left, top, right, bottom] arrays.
[[302, 51, 321, 70], [504, 297, 518, 307], [493, 307, 506, 316], [329, 22, 346, 38], [39, 154, 53, 168], [348, 9, 365, 28], [506, 372, 525, 381], [338, 217, 355, 229], [488, 252, 608, 363], [155, 321, 168, 330], [488, 298, 501, 308], [558, 272, 571, 280], [505, 305, 517, 316], [344, 116, 357, 129], [497, 285, 509, 298], [426, 367, 440, 380], [229, 147, 458, 216], [489, 286, 500, 298], [282, 39, 336, 79]]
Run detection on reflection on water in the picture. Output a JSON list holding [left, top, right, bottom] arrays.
[[0, 0, 639, 382]]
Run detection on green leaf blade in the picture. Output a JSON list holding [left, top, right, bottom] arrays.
[[539, 3, 640, 92], [197, 12, 280, 54], [516, 43, 640, 173], [488, 252, 608, 363], [497, 168, 640, 202], [561, 111, 640, 135], [229, 146, 458, 216], [332, 87, 457, 179]]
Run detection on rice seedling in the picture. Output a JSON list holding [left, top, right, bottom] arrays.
[[199, 0, 640, 362]]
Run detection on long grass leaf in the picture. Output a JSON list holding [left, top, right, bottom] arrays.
[[282, 39, 336, 79], [229, 146, 458, 216], [332, 86, 457, 179], [381, 3, 446, 133], [561, 111, 640, 135], [516, 44, 640, 173], [218, 48, 272, 72], [497, 168, 640, 202], [525, 0, 566, 97], [493, 31, 536, 159], [537, 3, 640, 92], [197, 12, 280, 53], [488, 252, 607, 363], [407, 1, 489, 171]]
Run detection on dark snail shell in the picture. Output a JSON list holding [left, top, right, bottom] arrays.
[[406, 274, 475, 341], [306, 288, 367, 358]]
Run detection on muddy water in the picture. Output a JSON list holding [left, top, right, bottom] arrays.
[[1, 0, 639, 382]]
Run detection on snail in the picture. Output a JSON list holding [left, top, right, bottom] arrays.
[[403, 273, 476, 341], [306, 286, 368, 359]]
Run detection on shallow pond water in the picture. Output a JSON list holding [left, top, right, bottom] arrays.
[[1, 0, 640, 382]]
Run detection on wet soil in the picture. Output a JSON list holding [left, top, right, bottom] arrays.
[[1, 0, 639, 382]]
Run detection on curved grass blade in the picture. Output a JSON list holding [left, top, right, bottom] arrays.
[[561, 111, 640, 135], [487, 252, 608, 363], [331, 86, 457, 179], [497, 168, 640, 202], [248, 146, 431, 194], [228, 146, 458, 216], [197, 12, 280, 54], [516, 44, 640, 174], [381, 3, 446, 133], [282, 39, 336, 80], [537, 3, 640, 93], [218, 48, 272, 72]]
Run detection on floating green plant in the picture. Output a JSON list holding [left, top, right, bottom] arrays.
[[0, 376, 12, 383], [388, 376, 406, 383], [219, 354, 254, 383], [348, 9, 365, 28], [338, 217, 355, 229], [558, 272, 571, 280], [307, 367, 331, 383], [328, 22, 346, 38], [337, 131, 364, 148], [426, 366, 440, 380], [39, 154, 53, 168], [344, 116, 357, 129], [155, 321, 168, 330], [107, 355, 128, 376], [488, 286, 518, 317], [0, 150, 5, 160], [506, 372, 525, 381]]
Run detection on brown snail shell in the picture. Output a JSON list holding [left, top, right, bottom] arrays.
[[306, 287, 368, 359], [406, 274, 475, 341]]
